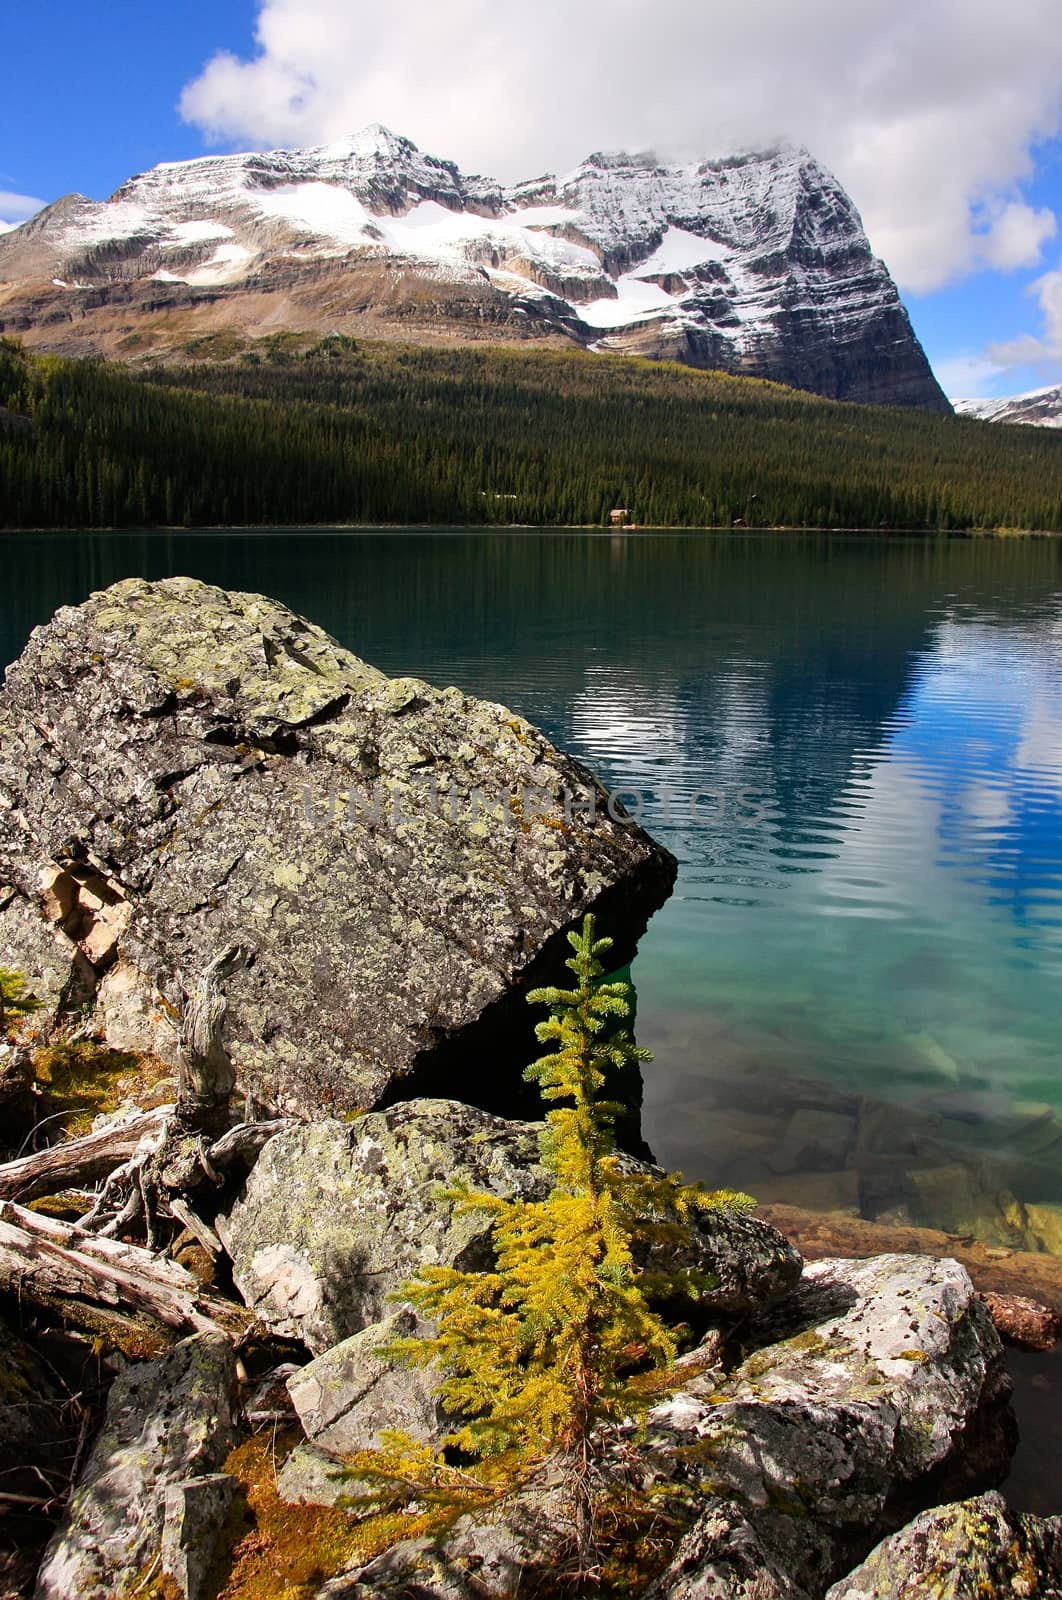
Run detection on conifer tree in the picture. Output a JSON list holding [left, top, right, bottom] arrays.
[[350, 915, 754, 1570]]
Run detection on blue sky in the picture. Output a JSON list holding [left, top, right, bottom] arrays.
[[4, 0, 1062, 401]]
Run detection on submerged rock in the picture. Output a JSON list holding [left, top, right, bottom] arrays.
[[825, 1492, 1062, 1599], [981, 1290, 1060, 1351], [218, 1098, 802, 1352], [34, 1331, 239, 1600], [0, 577, 675, 1120]]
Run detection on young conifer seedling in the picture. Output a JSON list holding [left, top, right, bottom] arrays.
[[345, 914, 754, 1576]]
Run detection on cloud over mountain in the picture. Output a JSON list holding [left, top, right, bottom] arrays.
[[179, 0, 1062, 295]]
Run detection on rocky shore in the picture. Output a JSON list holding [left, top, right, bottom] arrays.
[[0, 580, 1059, 1599]]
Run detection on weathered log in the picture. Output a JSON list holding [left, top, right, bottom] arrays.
[[0, 1110, 293, 1213], [0, 1108, 172, 1203], [175, 945, 246, 1136], [0, 1200, 252, 1342]]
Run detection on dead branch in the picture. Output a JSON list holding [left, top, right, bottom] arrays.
[[0, 1200, 252, 1342], [207, 1119, 295, 1166], [168, 1196, 223, 1257], [175, 944, 246, 1135], [0, 1109, 172, 1204]]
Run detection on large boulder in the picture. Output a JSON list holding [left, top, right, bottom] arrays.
[[825, 1493, 1062, 1599], [0, 578, 675, 1119], [218, 1099, 803, 1353], [34, 1332, 239, 1600], [643, 1254, 1014, 1597]]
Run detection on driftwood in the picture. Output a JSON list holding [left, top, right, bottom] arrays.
[[0, 1114, 295, 1208], [0, 1108, 172, 1204], [0, 1200, 252, 1342], [73, 947, 252, 1244], [0, 952, 299, 1345]]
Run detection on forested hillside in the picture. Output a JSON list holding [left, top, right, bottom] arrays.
[[1, 336, 1060, 531]]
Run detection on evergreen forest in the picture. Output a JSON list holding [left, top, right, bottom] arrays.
[[1, 335, 1061, 531]]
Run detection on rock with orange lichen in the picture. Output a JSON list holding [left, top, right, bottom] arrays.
[[824, 1493, 1062, 1599]]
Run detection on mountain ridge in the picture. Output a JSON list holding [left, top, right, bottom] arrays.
[[953, 384, 1062, 429], [0, 125, 949, 412]]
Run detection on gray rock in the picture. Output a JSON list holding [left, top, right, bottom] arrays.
[[277, 1442, 353, 1509], [160, 1474, 235, 1600], [645, 1254, 1014, 1596], [218, 1098, 802, 1352], [644, 1503, 810, 1599], [825, 1492, 1062, 1599], [0, 577, 675, 1120], [34, 1332, 239, 1600], [288, 1307, 448, 1454], [321, 1467, 570, 1600]]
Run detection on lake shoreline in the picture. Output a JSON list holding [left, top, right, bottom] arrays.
[[3, 522, 1062, 537]]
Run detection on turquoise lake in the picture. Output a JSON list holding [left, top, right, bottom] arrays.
[[2, 529, 1061, 1248]]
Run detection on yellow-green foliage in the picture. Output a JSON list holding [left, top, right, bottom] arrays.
[[0, 968, 40, 1037], [347, 916, 755, 1552]]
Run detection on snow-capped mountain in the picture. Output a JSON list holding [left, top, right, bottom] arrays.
[[953, 385, 1062, 429], [0, 125, 948, 411]]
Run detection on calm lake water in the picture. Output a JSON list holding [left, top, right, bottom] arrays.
[[2, 529, 1062, 1248]]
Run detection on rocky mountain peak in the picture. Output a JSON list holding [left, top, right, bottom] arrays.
[[0, 125, 949, 411]]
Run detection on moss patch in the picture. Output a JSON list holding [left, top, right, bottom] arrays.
[[210, 1431, 434, 1600], [33, 1041, 172, 1136]]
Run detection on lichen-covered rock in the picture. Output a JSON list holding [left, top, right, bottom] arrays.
[[287, 1307, 448, 1454], [277, 1442, 353, 1509], [160, 1474, 235, 1600], [825, 1492, 1062, 1599], [218, 1099, 802, 1352], [34, 1332, 239, 1600], [0, 578, 675, 1119], [645, 1254, 1014, 1596], [320, 1467, 571, 1600], [643, 1503, 809, 1599]]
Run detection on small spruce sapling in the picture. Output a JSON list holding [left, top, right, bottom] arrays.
[[348, 915, 754, 1570]]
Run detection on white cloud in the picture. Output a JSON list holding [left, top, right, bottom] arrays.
[[975, 201, 1057, 272], [0, 188, 46, 233], [179, 0, 1062, 293], [988, 259, 1062, 368], [934, 354, 1009, 399]]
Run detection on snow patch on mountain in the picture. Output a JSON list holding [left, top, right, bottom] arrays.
[[953, 385, 1062, 428], [579, 276, 684, 328]]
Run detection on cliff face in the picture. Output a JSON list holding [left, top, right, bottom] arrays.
[[0, 125, 949, 411]]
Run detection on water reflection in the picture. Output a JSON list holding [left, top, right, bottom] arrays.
[[2, 529, 1061, 1243]]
